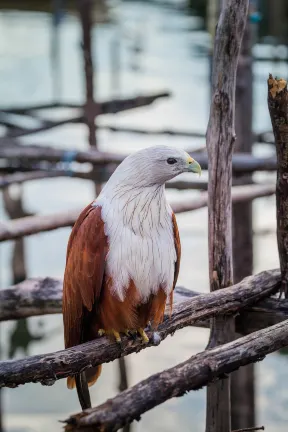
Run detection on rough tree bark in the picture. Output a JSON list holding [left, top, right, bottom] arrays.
[[231, 13, 255, 430], [205, 1, 249, 431], [64, 319, 288, 432], [0, 184, 275, 243], [0, 270, 286, 334], [267, 75, 288, 298], [0, 269, 280, 388]]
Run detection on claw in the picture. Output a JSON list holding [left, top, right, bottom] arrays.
[[138, 328, 149, 344], [123, 329, 137, 340], [98, 329, 105, 336], [111, 329, 122, 344]]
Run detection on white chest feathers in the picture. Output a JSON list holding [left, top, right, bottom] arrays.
[[94, 185, 177, 302]]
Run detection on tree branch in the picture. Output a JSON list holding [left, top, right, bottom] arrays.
[[63, 319, 287, 431], [0, 271, 287, 337], [0, 184, 275, 242], [0, 269, 280, 388], [0, 144, 277, 173], [0, 92, 170, 117]]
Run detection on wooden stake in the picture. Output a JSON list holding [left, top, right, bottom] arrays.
[[231, 12, 255, 430], [205, 0, 249, 431], [267, 74, 288, 298]]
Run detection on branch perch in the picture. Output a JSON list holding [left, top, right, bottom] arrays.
[[63, 319, 287, 431], [0, 269, 280, 388], [1, 271, 288, 337]]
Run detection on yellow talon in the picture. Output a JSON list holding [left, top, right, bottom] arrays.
[[124, 330, 130, 337], [138, 328, 149, 344], [111, 329, 121, 343], [98, 329, 105, 336]]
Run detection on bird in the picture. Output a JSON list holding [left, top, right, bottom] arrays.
[[62, 145, 201, 410]]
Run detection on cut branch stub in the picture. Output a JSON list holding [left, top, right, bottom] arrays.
[[267, 74, 288, 298]]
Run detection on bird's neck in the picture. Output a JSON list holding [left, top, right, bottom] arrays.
[[96, 184, 171, 236]]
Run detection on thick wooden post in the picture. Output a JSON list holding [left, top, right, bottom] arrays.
[[267, 75, 288, 297], [205, 1, 249, 431], [78, 0, 97, 148], [231, 14, 255, 430]]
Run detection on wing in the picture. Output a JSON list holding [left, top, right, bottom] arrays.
[[63, 203, 108, 349], [167, 212, 181, 315], [172, 212, 181, 290]]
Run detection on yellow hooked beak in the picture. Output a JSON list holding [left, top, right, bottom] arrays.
[[187, 156, 201, 176]]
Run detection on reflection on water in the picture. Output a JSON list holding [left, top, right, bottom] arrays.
[[8, 320, 45, 360], [0, 1, 288, 432]]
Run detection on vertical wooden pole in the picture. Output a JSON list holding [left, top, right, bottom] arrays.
[[78, 0, 102, 195], [118, 358, 131, 432], [231, 13, 255, 430], [205, 1, 249, 431], [267, 75, 288, 297], [78, 0, 97, 148]]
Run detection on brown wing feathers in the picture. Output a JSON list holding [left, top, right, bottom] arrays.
[[169, 212, 181, 314], [62, 204, 107, 396], [63, 204, 108, 349]]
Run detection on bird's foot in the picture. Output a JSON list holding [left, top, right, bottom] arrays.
[[98, 329, 105, 337], [124, 329, 137, 340], [111, 329, 122, 344], [137, 328, 149, 344]]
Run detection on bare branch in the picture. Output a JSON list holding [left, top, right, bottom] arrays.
[[1, 271, 288, 338], [0, 91, 170, 119], [63, 319, 286, 431], [232, 427, 264, 432], [0, 269, 280, 389], [0, 144, 277, 173]]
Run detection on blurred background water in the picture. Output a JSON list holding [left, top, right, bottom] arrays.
[[0, 0, 287, 431]]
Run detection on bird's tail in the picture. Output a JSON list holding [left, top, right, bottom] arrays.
[[67, 365, 102, 410]]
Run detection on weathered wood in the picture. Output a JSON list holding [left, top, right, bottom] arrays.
[[78, 0, 97, 148], [0, 170, 214, 191], [232, 428, 264, 432], [0, 184, 275, 242], [63, 318, 288, 432], [0, 144, 278, 173], [231, 13, 255, 430], [267, 74, 288, 298], [0, 269, 280, 388], [0, 169, 254, 191], [0, 92, 170, 118], [205, 0, 249, 431], [0, 277, 63, 321], [1, 271, 288, 336]]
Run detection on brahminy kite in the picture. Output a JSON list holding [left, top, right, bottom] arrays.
[[62, 145, 201, 409]]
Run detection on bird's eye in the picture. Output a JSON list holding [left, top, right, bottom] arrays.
[[167, 158, 177, 165]]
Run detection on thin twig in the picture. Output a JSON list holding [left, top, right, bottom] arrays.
[[232, 427, 265, 432]]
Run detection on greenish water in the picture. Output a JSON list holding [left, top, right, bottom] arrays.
[[0, 1, 287, 431]]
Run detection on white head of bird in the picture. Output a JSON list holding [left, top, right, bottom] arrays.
[[101, 145, 201, 191]]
